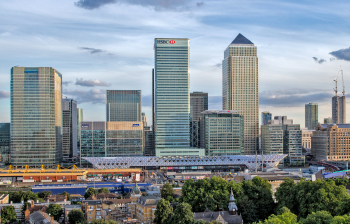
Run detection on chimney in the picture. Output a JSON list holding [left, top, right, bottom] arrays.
[[51, 216, 54, 223], [31, 200, 35, 207], [10, 201, 12, 205]]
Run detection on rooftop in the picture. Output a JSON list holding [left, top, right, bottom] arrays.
[[231, 33, 254, 45]]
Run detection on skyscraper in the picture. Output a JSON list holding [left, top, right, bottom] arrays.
[[0, 123, 10, 163], [62, 98, 78, 164], [222, 33, 259, 155], [199, 110, 244, 156], [261, 111, 272, 125], [106, 90, 141, 122], [190, 92, 208, 147], [154, 38, 191, 156], [332, 96, 346, 124], [77, 108, 83, 148], [305, 103, 318, 130], [11, 67, 62, 167]]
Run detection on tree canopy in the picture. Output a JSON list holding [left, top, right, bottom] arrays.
[[161, 183, 174, 202], [47, 204, 63, 221], [97, 188, 110, 194], [84, 187, 97, 199], [154, 198, 173, 224], [68, 209, 86, 224], [1, 206, 17, 224]]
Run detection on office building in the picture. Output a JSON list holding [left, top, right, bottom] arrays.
[[142, 112, 147, 127], [0, 123, 10, 163], [261, 111, 272, 125], [80, 121, 106, 166], [77, 108, 83, 148], [332, 96, 346, 124], [80, 121, 143, 166], [261, 124, 283, 155], [105, 121, 143, 157], [312, 123, 350, 161], [143, 126, 155, 156], [222, 33, 259, 155], [305, 103, 318, 130], [190, 92, 208, 147], [153, 38, 192, 156], [324, 117, 332, 124], [199, 110, 244, 156], [62, 98, 78, 163], [261, 116, 303, 165], [302, 129, 313, 150], [11, 67, 62, 167], [106, 90, 141, 122]]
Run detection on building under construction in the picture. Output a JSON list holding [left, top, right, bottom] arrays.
[[332, 67, 346, 124]]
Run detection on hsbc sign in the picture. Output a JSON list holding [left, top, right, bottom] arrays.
[[157, 40, 176, 44]]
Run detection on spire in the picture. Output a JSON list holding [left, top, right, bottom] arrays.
[[231, 33, 253, 45], [229, 188, 235, 202]]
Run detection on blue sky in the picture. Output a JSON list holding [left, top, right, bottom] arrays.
[[1, 0, 350, 127]]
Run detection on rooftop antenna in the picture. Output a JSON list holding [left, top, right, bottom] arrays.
[[340, 66, 345, 96]]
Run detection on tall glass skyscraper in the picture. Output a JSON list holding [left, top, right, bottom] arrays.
[[305, 103, 318, 130], [190, 92, 208, 147], [62, 98, 78, 163], [11, 67, 62, 167], [106, 90, 141, 122], [332, 96, 346, 124], [0, 123, 10, 163], [261, 111, 272, 125], [222, 33, 259, 155], [77, 108, 83, 148], [154, 38, 191, 156]]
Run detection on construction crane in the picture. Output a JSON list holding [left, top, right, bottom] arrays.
[[340, 66, 345, 96], [334, 71, 338, 97]]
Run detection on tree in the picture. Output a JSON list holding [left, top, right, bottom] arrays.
[[161, 183, 174, 202], [68, 209, 86, 224], [90, 220, 118, 224], [38, 191, 52, 199], [97, 188, 110, 194], [300, 210, 333, 224], [84, 187, 96, 199], [171, 203, 194, 224], [275, 178, 298, 213], [153, 198, 173, 224], [332, 214, 350, 224], [1, 206, 17, 224], [256, 207, 298, 224], [47, 204, 63, 221]]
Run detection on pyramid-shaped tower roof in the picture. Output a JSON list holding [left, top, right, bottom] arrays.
[[231, 33, 253, 45]]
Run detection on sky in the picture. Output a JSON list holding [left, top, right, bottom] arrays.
[[1, 0, 350, 127]]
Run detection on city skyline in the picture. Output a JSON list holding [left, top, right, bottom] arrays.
[[0, 0, 350, 127]]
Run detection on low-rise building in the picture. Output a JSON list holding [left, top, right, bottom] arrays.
[[135, 195, 160, 224], [0, 194, 9, 204], [28, 211, 59, 224], [83, 200, 102, 222], [0, 203, 23, 222], [194, 190, 243, 224]]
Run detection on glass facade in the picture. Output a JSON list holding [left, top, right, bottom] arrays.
[[0, 123, 10, 163], [305, 103, 318, 130], [261, 124, 283, 154], [62, 98, 78, 162], [200, 111, 244, 156], [80, 121, 106, 167], [222, 34, 259, 155], [283, 124, 303, 165], [154, 38, 190, 156], [190, 92, 208, 148], [77, 108, 83, 149], [80, 121, 143, 166], [261, 111, 272, 125], [106, 90, 141, 122], [11, 67, 62, 167]]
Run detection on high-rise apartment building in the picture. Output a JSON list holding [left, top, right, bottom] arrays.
[[77, 108, 83, 148], [0, 123, 10, 163], [332, 96, 346, 124], [190, 92, 208, 147], [261, 111, 272, 125], [62, 98, 78, 163], [153, 38, 191, 156], [222, 33, 259, 155], [11, 67, 62, 167], [106, 90, 141, 122], [199, 110, 244, 156], [305, 103, 318, 130]]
